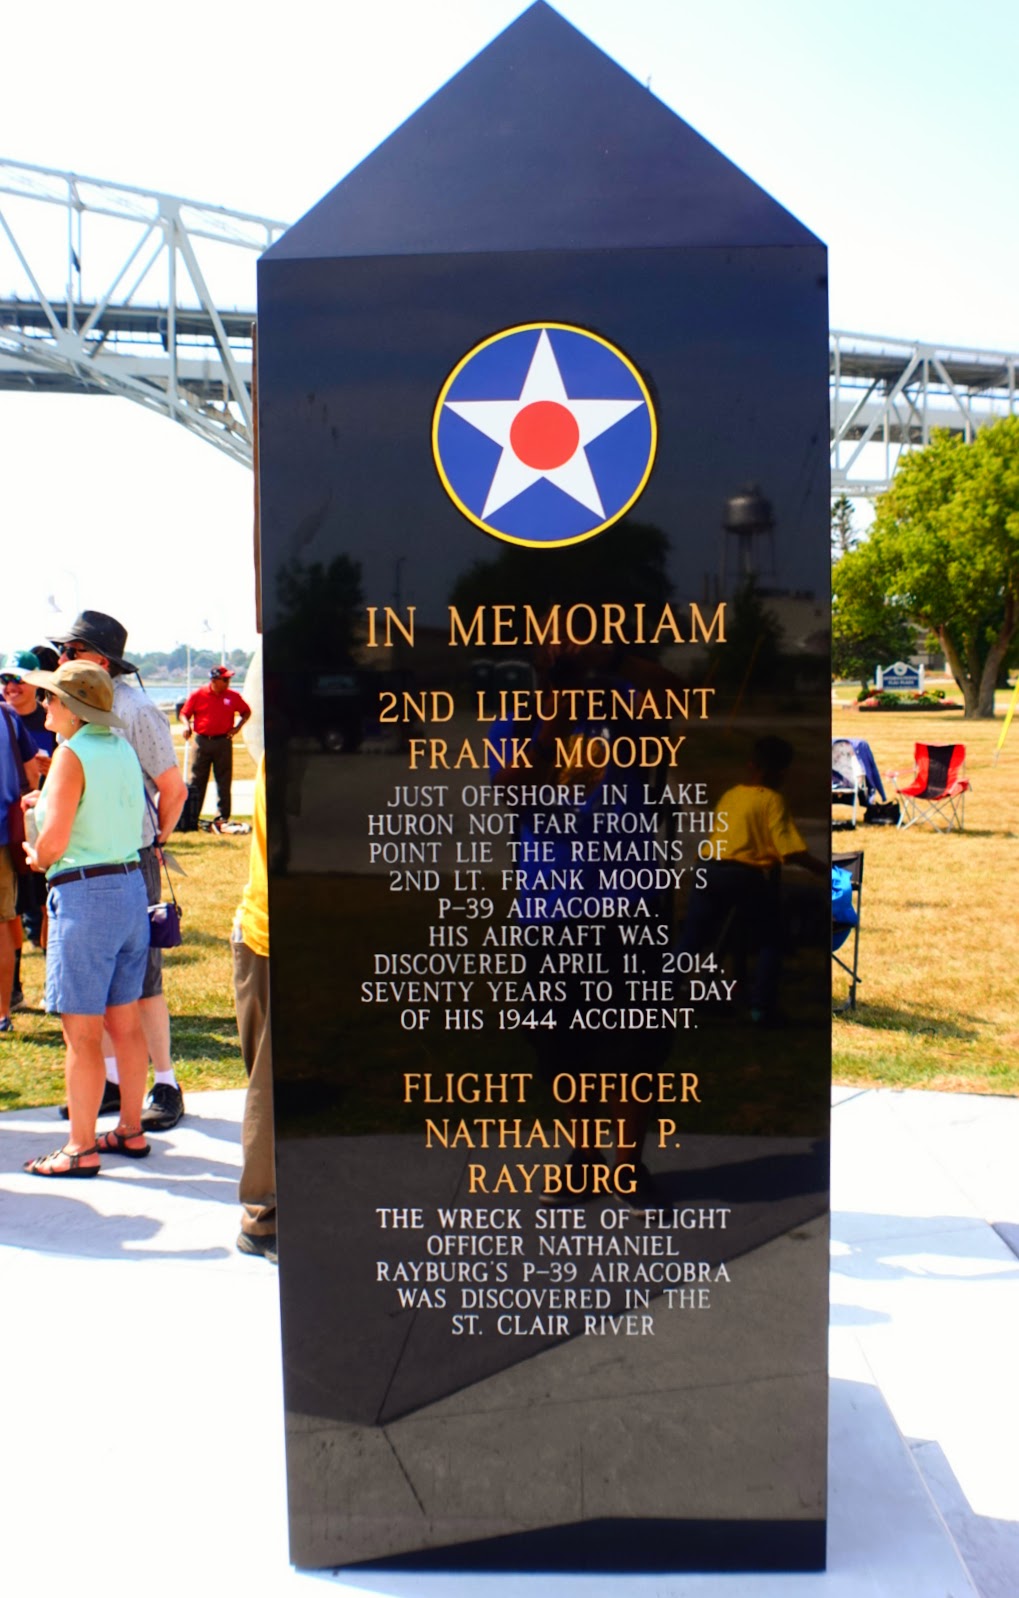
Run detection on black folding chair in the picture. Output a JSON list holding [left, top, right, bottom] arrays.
[[832, 850, 863, 1012]]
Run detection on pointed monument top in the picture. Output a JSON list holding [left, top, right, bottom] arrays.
[[266, 2, 819, 262]]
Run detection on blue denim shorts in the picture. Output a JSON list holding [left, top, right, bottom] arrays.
[[45, 869, 150, 1016]]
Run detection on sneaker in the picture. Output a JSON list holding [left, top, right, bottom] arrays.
[[237, 1231, 278, 1265], [0, 1016, 13, 1035], [60, 1079, 120, 1120], [10, 987, 26, 1012], [141, 1081, 185, 1132]]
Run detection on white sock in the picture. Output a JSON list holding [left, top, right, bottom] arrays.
[[104, 1057, 119, 1085], [154, 1070, 178, 1088]]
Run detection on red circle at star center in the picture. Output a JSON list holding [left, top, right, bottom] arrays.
[[509, 401, 580, 470]]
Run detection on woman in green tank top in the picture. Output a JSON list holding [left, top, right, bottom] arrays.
[[20, 662, 151, 1177]]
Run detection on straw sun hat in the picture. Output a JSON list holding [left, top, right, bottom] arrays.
[[21, 661, 126, 729]]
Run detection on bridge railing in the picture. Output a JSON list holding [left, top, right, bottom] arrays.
[[830, 329, 1019, 496], [0, 158, 287, 464], [4, 160, 1019, 493]]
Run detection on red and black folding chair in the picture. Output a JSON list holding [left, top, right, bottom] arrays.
[[892, 743, 970, 832]]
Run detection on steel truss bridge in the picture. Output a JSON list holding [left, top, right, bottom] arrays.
[[2, 159, 1017, 492]]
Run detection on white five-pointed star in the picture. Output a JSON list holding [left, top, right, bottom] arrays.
[[445, 330, 643, 520]]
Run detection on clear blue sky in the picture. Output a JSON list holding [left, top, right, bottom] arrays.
[[2, 0, 1016, 650]]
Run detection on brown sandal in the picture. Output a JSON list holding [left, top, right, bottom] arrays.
[[25, 1146, 100, 1178], [96, 1126, 151, 1160]]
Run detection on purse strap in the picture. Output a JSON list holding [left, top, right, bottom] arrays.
[[2, 706, 29, 797], [144, 792, 180, 912]]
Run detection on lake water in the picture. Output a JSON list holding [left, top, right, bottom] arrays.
[[142, 680, 186, 711]]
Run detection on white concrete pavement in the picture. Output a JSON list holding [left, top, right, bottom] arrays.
[[0, 1086, 1015, 1598]]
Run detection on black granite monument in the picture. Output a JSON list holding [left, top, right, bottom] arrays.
[[257, 1, 831, 1572]]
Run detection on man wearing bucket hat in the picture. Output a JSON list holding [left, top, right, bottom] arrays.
[[50, 610, 189, 1131], [21, 661, 151, 1175], [179, 664, 251, 830]]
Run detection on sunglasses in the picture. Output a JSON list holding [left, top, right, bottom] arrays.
[[60, 643, 91, 660], [0, 674, 23, 686]]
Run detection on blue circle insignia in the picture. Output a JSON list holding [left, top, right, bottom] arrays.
[[432, 322, 657, 549]]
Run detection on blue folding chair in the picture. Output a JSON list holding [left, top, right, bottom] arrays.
[[832, 851, 863, 1011]]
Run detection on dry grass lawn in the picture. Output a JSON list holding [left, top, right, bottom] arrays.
[[832, 693, 1019, 1095]]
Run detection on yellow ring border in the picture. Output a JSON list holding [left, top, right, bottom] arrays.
[[431, 320, 658, 550]]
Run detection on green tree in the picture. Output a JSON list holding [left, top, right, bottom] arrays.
[[134, 651, 169, 677], [834, 418, 1019, 717], [831, 559, 914, 693], [830, 493, 857, 561]]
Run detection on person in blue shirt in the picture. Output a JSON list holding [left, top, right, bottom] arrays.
[[1, 649, 56, 965], [1, 650, 58, 763], [0, 682, 40, 1033]]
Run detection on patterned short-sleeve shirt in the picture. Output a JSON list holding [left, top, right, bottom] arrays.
[[112, 677, 178, 848]]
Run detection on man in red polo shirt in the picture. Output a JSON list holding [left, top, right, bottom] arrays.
[[180, 666, 252, 828]]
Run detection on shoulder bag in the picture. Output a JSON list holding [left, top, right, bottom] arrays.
[[144, 794, 184, 947]]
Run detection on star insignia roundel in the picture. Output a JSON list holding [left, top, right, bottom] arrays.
[[432, 322, 657, 549]]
